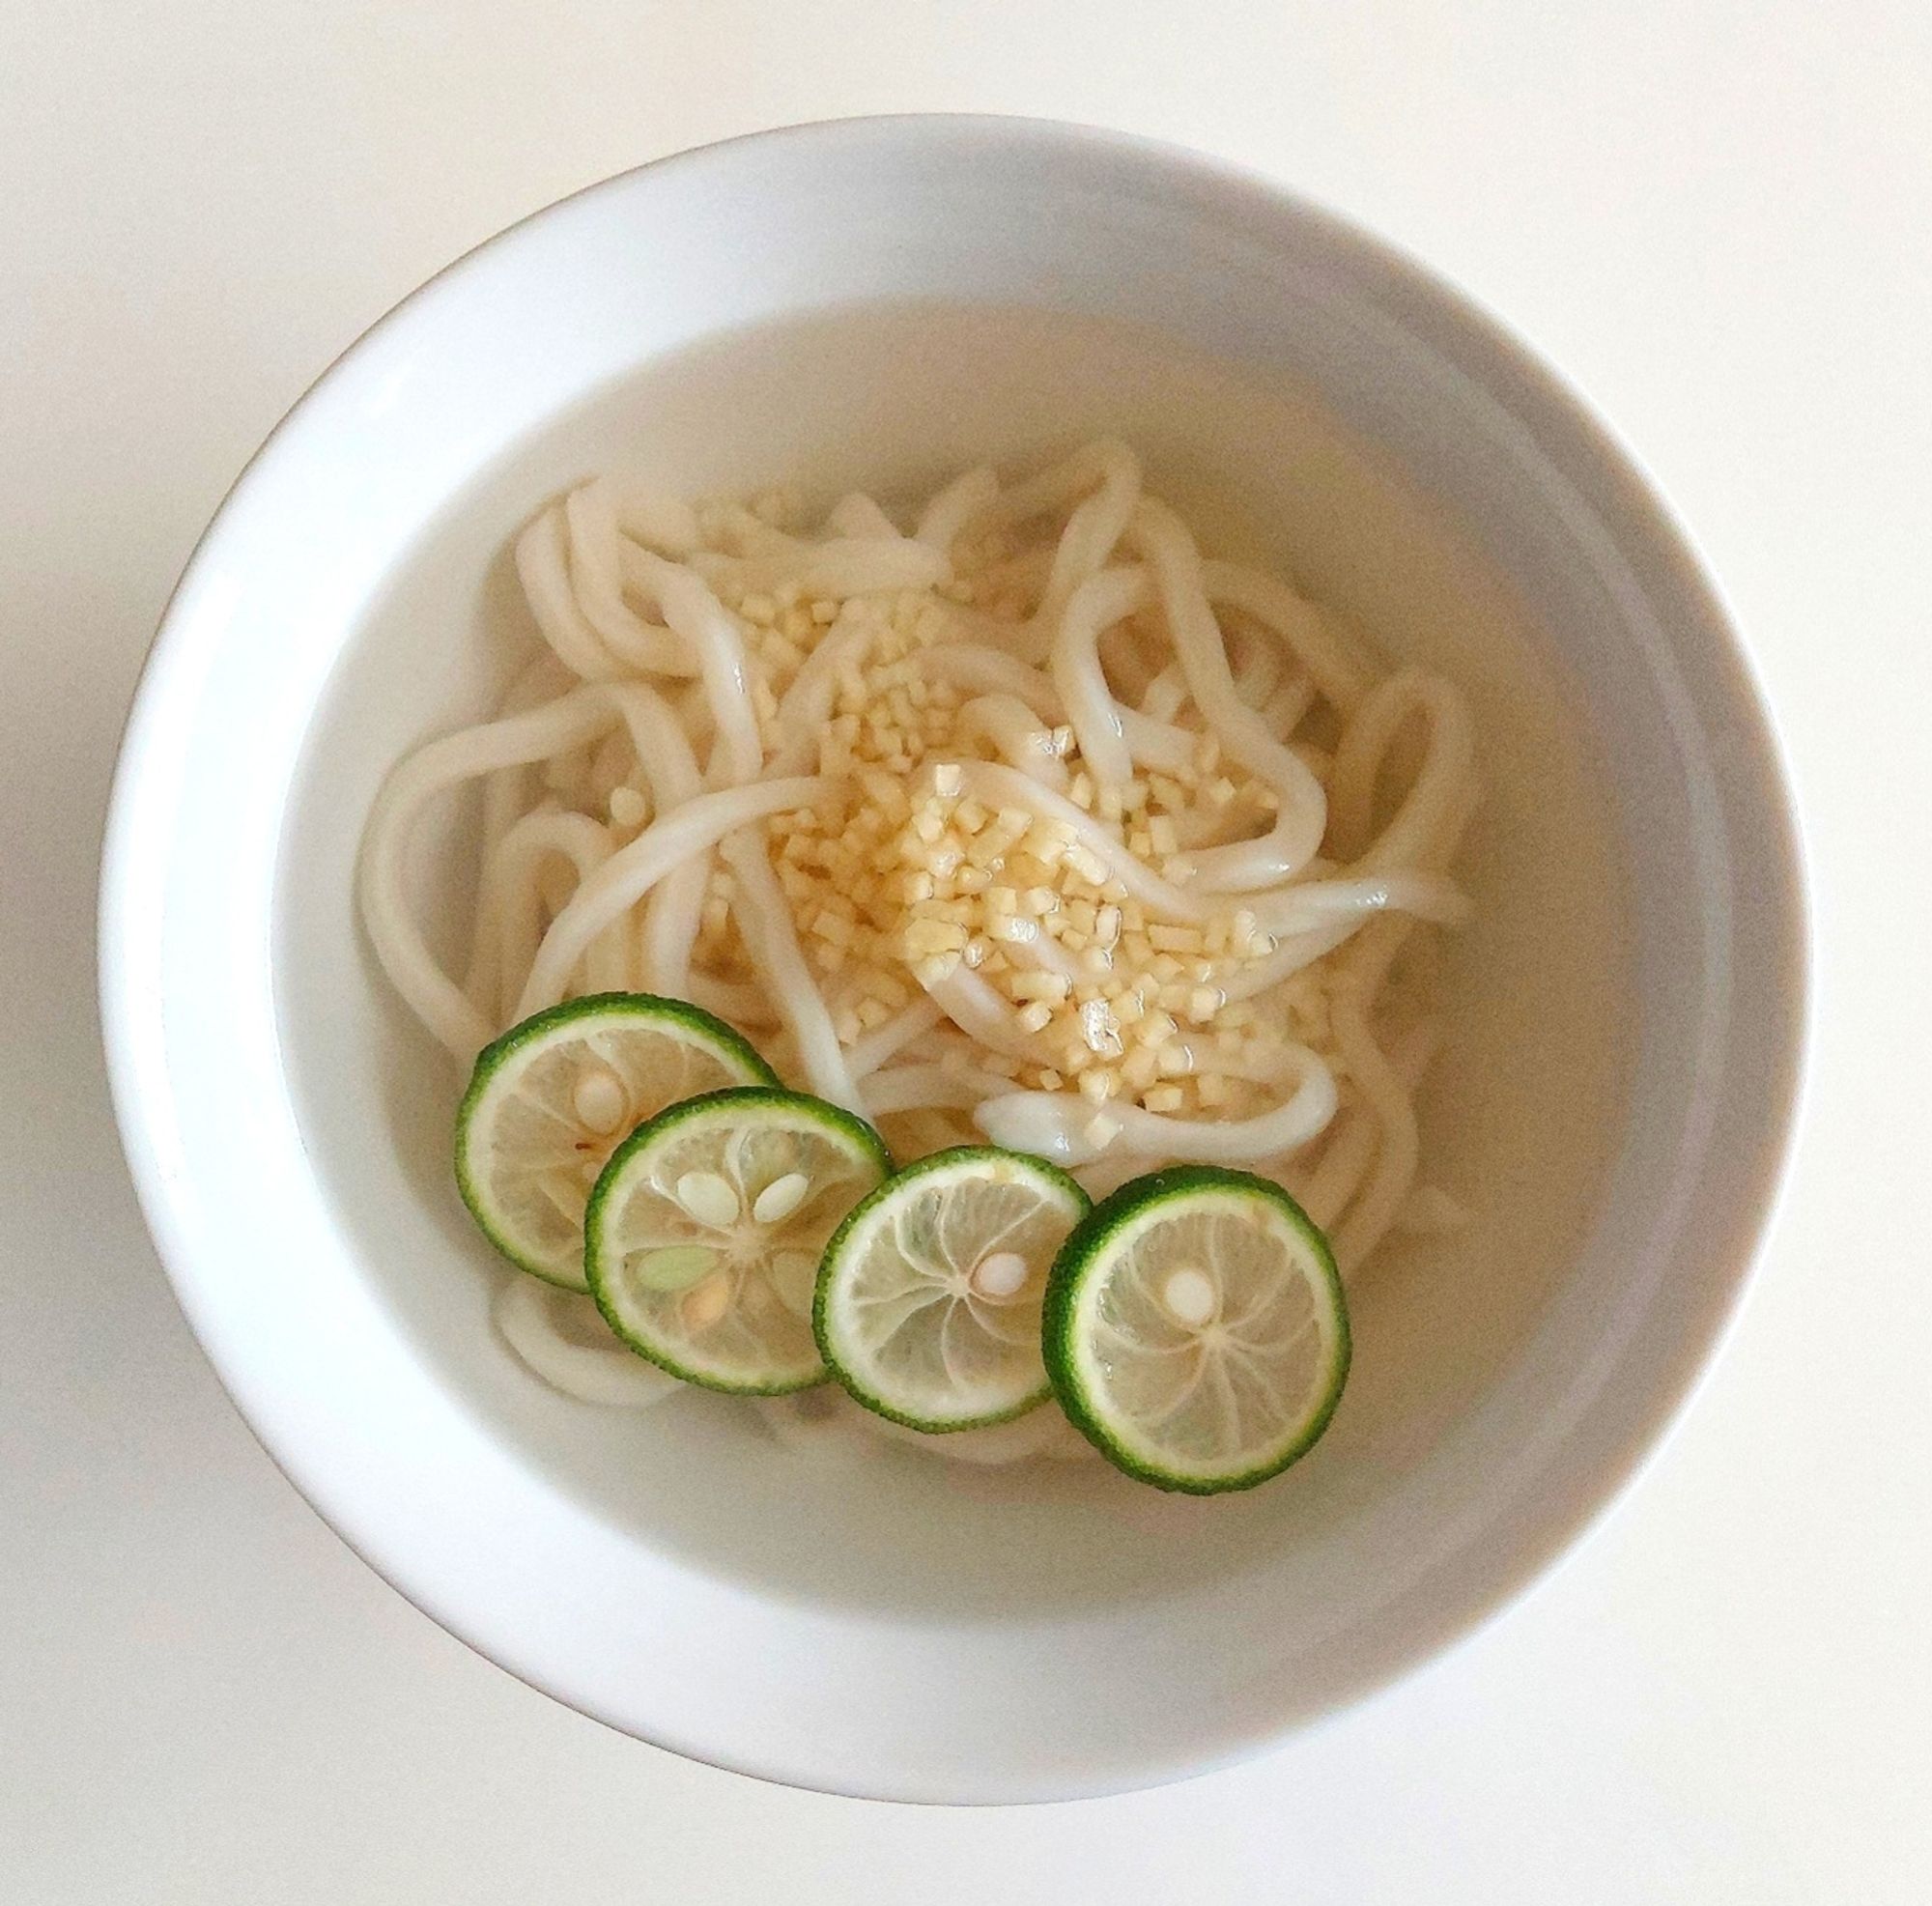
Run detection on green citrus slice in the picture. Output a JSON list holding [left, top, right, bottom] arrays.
[[1042, 1166, 1350, 1493], [454, 993, 777, 1292], [814, 1147, 1090, 1432], [585, 1087, 891, 1394]]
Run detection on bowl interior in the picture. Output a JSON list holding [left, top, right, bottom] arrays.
[[281, 297, 1634, 1612], [105, 120, 1804, 1801]]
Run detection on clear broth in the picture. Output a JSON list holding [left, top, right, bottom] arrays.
[[279, 300, 1634, 1617]]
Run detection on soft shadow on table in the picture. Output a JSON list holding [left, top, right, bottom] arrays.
[[0, 551, 462, 1877], [0, 580, 295, 1467]]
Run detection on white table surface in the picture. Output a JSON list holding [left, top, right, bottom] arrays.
[[5, 2, 1927, 1898]]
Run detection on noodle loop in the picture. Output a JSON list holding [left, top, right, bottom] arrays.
[[359, 443, 1482, 1424]]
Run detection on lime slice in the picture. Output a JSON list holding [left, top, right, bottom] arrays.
[[585, 1087, 891, 1394], [455, 993, 777, 1292], [815, 1147, 1090, 1432], [1042, 1166, 1350, 1493]]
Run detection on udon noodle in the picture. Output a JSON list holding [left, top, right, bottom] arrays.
[[360, 441, 1479, 1460]]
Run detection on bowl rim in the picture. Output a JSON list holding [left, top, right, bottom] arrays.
[[98, 111, 1811, 1803]]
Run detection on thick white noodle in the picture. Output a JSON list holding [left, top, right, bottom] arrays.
[[495, 1277, 682, 1408], [515, 778, 828, 1019], [1141, 662, 1187, 723], [975, 1044, 1338, 1167], [464, 652, 571, 1012], [952, 694, 1070, 790], [1216, 919, 1361, 1000], [736, 537, 950, 599], [931, 759, 1455, 939], [1229, 617, 1286, 710], [684, 972, 781, 1029], [516, 510, 621, 681], [1028, 440, 1142, 652], [860, 1062, 1012, 1118], [765, 622, 873, 776], [721, 828, 864, 1112], [921, 639, 1190, 774], [920, 965, 1053, 1065], [1202, 559, 1370, 715], [918, 640, 1064, 711], [827, 492, 901, 540], [625, 549, 762, 786], [614, 691, 709, 995], [1331, 669, 1477, 870], [359, 445, 1481, 1455], [1049, 565, 1147, 789], [564, 487, 696, 676], [1264, 871, 1471, 932], [361, 686, 633, 1057], [939, 759, 1214, 921], [599, 474, 700, 556], [475, 809, 619, 1011], [915, 464, 999, 551], [1127, 499, 1329, 890], [844, 997, 945, 1078], [1288, 1021, 1438, 1243], [1327, 928, 1424, 1266], [969, 438, 1128, 536]]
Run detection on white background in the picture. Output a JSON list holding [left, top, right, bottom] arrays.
[[3, 3, 1927, 1899]]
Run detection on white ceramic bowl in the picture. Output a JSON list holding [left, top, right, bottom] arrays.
[[99, 117, 1805, 1803]]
